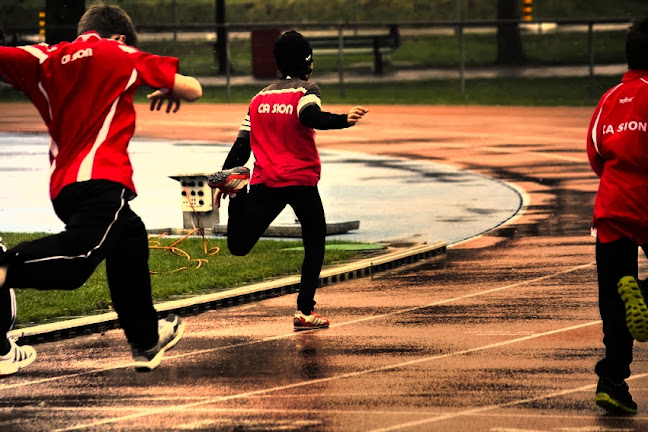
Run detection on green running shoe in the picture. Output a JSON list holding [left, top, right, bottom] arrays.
[[595, 377, 637, 415], [617, 275, 648, 342]]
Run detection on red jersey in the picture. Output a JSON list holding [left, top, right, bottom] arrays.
[[239, 78, 321, 187], [587, 70, 648, 243], [0, 32, 178, 199]]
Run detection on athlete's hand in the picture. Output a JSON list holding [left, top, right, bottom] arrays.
[[147, 88, 182, 113], [347, 106, 368, 126], [213, 189, 238, 209]]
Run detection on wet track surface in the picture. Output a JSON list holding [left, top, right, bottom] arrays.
[[0, 134, 520, 245], [2, 104, 648, 431]]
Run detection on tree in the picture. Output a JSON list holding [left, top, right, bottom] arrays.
[[496, 0, 526, 65]]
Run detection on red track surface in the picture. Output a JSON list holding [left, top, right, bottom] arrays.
[[2, 102, 647, 431]]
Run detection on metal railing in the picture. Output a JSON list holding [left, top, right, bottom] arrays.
[[133, 17, 634, 98]]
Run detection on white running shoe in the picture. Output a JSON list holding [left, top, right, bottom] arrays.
[[294, 311, 330, 331], [0, 337, 36, 376], [207, 167, 250, 192], [131, 314, 185, 372]]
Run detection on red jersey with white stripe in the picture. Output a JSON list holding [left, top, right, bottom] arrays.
[[239, 78, 321, 187], [0, 32, 178, 199], [587, 69, 648, 243]]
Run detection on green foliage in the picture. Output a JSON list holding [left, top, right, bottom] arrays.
[[0, 74, 623, 106]]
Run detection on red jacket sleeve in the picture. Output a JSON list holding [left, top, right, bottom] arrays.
[[0, 45, 43, 93], [131, 49, 178, 91]]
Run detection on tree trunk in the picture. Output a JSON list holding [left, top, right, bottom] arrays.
[[496, 0, 526, 65]]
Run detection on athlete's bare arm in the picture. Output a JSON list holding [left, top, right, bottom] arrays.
[[147, 73, 202, 113]]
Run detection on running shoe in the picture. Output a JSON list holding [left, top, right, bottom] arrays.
[[595, 377, 637, 414], [207, 167, 250, 192], [617, 276, 648, 342], [0, 337, 36, 376], [132, 314, 185, 372], [294, 311, 330, 331]]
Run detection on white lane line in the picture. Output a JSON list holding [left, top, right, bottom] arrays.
[[1, 261, 596, 393], [52, 320, 602, 432], [322, 261, 595, 329], [7, 405, 647, 425], [369, 372, 648, 432], [167, 261, 596, 362]]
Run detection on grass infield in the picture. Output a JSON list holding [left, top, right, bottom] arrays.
[[0, 75, 623, 107], [3, 232, 372, 328]]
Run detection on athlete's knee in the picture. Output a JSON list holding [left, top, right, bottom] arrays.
[[227, 242, 252, 256], [56, 269, 94, 290]]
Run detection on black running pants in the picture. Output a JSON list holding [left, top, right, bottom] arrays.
[[595, 237, 648, 380], [227, 184, 326, 314], [0, 180, 158, 350]]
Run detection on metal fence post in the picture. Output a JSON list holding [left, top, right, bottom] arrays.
[[588, 21, 595, 99], [226, 24, 231, 100], [172, 0, 178, 41], [458, 23, 465, 97], [337, 24, 345, 98]]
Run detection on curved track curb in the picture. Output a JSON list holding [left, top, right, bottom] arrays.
[[10, 241, 446, 345]]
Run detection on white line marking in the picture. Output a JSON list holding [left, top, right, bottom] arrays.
[[52, 320, 603, 431], [6, 405, 647, 424], [2, 261, 599, 431], [369, 372, 648, 432], [2, 262, 596, 393], [3, 260, 594, 391]]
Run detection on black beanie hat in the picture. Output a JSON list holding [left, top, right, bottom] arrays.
[[273, 30, 313, 78]]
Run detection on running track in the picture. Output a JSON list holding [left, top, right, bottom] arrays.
[[1, 103, 647, 431]]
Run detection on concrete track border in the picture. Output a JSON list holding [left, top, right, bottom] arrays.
[[9, 241, 446, 345]]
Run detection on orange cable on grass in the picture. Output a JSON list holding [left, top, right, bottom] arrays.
[[147, 186, 221, 273]]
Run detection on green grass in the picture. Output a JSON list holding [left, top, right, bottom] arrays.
[[0, 74, 623, 106], [3, 232, 368, 328], [164, 75, 624, 106]]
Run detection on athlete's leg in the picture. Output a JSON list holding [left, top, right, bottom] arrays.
[[227, 184, 287, 256], [289, 186, 326, 314], [595, 237, 637, 380], [0, 180, 126, 372], [0, 288, 15, 354], [105, 201, 159, 351], [0, 181, 127, 291]]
